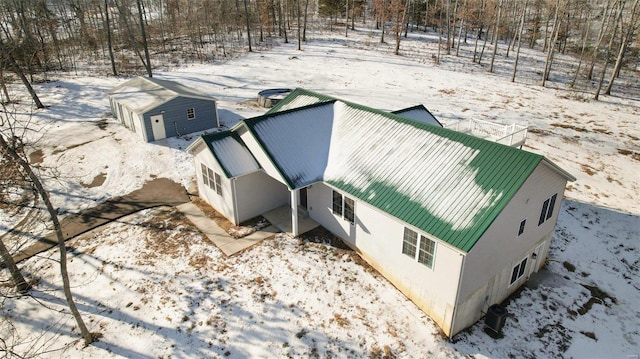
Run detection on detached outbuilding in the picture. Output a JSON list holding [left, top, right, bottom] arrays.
[[108, 76, 219, 142], [188, 89, 575, 338]]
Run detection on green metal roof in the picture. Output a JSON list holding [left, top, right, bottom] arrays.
[[234, 92, 572, 252]]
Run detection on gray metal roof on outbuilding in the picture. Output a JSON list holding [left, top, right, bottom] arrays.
[[108, 76, 214, 114]]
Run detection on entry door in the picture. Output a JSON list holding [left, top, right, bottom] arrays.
[[529, 243, 545, 277], [300, 187, 308, 209], [150, 114, 166, 141]]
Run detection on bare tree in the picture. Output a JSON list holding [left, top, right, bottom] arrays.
[[0, 37, 44, 109], [595, 0, 623, 100], [488, 0, 503, 73], [512, 0, 527, 82], [604, 0, 639, 95], [541, 0, 563, 87], [0, 113, 95, 346]]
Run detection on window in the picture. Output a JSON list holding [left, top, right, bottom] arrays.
[[518, 219, 526, 236], [402, 228, 418, 258], [201, 163, 208, 185], [332, 190, 355, 224], [510, 257, 528, 285], [332, 191, 343, 215], [201, 163, 223, 197], [187, 108, 196, 119], [538, 193, 558, 226], [418, 237, 435, 268], [403, 227, 436, 269], [344, 197, 355, 223], [214, 173, 222, 195]]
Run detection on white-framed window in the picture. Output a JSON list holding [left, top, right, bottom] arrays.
[[201, 163, 222, 197], [403, 227, 436, 269], [402, 228, 418, 257], [187, 108, 196, 120], [510, 257, 528, 286], [518, 218, 527, 236], [332, 190, 355, 224], [538, 193, 557, 226]]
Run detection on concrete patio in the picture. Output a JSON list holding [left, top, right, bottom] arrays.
[[261, 205, 320, 236], [177, 202, 279, 256]]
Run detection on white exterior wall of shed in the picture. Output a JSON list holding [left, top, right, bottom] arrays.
[[191, 145, 236, 223], [234, 171, 289, 224], [307, 182, 463, 336], [450, 162, 569, 336], [236, 125, 290, 188]]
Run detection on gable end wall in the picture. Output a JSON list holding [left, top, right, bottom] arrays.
[[451, 162, 570, 335]]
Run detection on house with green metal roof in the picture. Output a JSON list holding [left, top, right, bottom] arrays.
[[108, 76, 219, 142], [187, 90, 575, 338]]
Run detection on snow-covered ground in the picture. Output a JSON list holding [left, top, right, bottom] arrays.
[[1, 29, 638, 358]]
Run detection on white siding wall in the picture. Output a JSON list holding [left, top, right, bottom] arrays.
[[307, 182, 464, 335], [237, 125, 290, 188], [234, 171, 289, 223], [191, 143, 236, 222], [451, 162, 569, 335]]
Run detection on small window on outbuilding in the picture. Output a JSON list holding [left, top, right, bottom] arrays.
[[187, 108, 196, 120], [518, 219, 527, 236]]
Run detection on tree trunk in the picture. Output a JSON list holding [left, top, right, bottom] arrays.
[[0, 38, 45, 109], [0, 237, 30, 293], [542, 0, 562, 87], [595, 0, 623, 100], [604, 0, 638, 95], [136, 0, 152, 77], [587, 0, 614, 80], [512, 0, 527, 82], [570, 15, 592, 88], [303, 0, 309, 41], [488, 0, 503, 73], [105, 0, 117, 76], [345, 0, 350, 37], [297, 0, 301, 49], [0, 133, 95, 346], [0, 65, 11, 103]]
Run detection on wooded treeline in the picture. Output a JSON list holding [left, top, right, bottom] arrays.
[[0, 0, 638, 100]]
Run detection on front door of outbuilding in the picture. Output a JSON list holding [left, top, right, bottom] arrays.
[[150, 114, 166, 141]]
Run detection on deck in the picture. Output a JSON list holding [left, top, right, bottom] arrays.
[[444, 119, 528, 148]]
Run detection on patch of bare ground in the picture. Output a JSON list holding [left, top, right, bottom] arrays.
[[525, 128, 548, 136], [550, 123, 588, 132], [298, 226, 351, 250], [369, 344, 396, 359], [581, 164, 597, 176], [29, 149, 44, 164], [136, 208, 208, 266], [82, 172, 107, 188], [617, 148, 640, 161], [97, 119, 108, 130]]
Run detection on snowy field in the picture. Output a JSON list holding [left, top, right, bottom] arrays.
[[1, 29, 639, 358]]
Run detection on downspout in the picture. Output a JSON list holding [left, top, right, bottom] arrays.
[[449, 252, 466, 340], [232, 177, 240, 225]]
